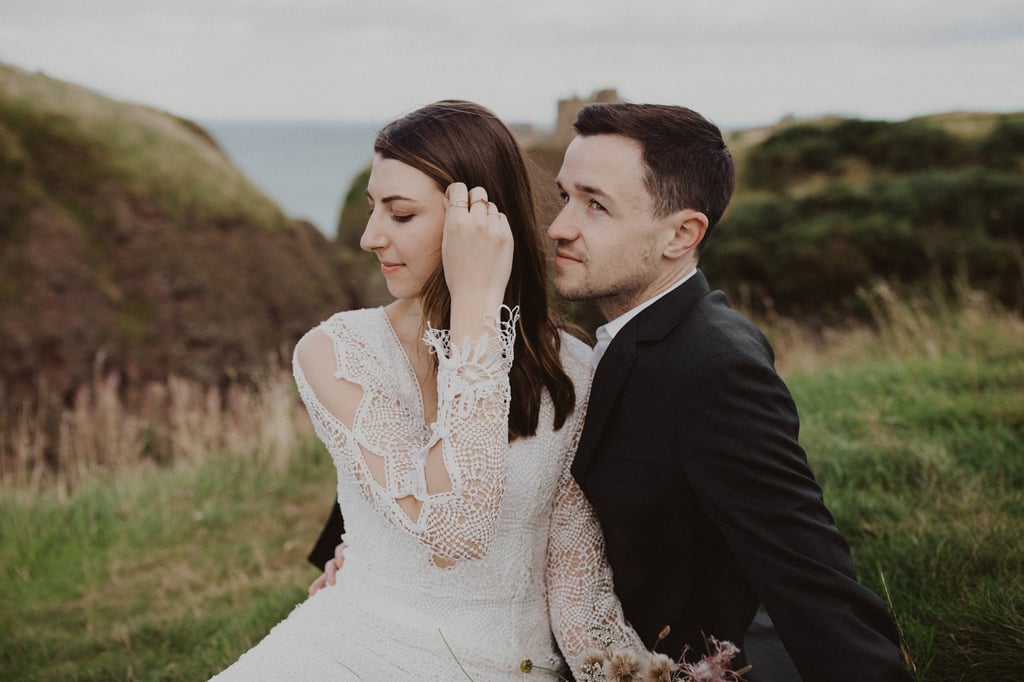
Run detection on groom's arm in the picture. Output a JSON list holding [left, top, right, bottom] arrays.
[[677, 351, 911, 682], [308, 501, 345, 569]]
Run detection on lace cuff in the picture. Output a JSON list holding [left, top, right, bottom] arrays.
[[371, 306, 518, 561]]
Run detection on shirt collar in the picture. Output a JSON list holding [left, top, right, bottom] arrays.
[[591, 268, 697, 367]]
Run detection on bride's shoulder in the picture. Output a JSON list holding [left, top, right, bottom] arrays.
[[295, 307, 386, 373], [319, 307, 386, 335]]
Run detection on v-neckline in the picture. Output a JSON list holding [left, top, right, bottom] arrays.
[[379, 307, 431, 426]]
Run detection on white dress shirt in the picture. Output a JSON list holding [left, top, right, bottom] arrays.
[[591, 268, 698, 368]]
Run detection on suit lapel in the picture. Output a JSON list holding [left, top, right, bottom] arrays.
[[571, 270, 712, 482], [572, 321, 638, 481]]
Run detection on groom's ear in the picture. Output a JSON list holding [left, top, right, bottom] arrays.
[[662, 209, 708, 261]]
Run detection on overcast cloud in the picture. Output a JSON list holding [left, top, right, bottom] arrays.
[[1, 0, 1021, 128]]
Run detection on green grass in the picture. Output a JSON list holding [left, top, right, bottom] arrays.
[[2, 293, 1022, 680], [798, 354, 1024, 680], [0, 439, 336, 680], [778, 293, 1024, 681]]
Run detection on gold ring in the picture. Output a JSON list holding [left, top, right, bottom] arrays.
[[472, 197, 489, 206], [450, 200, 469, 208]]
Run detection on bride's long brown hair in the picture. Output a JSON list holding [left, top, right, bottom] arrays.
[[374, 100, 575, 438]]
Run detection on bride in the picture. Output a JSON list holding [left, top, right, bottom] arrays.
[[211, 100, 644, 680]]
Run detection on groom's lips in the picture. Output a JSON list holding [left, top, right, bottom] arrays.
[[554, 249, 583, 267]]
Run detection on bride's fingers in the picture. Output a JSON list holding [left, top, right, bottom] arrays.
[[445, 182, 469, 212], [467, 186, 488, 205], [467, 187, 489, 220]]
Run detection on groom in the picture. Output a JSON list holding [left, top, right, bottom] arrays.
[[544, 103, 911, 681], [310, 103, 913, 681]]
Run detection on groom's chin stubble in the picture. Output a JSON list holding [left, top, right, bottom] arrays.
[[553, 284, 588, 301]]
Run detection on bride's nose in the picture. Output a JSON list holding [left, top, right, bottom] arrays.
[[360, 209, 387, 252]]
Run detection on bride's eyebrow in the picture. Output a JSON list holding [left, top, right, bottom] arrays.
[[365, 191, 418, 205]]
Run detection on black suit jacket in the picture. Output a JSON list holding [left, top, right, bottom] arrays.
[[572, 271, 911, 682], [308, 501, 345, 569]]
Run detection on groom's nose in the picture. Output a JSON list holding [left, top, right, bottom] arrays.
[[547, 204, 577, 242]]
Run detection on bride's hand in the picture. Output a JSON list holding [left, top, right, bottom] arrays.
[[442, 183, 513, 312]]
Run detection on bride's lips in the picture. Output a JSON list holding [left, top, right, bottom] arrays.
[[379, 261, 403, 275]]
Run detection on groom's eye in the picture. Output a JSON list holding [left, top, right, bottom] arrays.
[[589, 200, 606, 212]]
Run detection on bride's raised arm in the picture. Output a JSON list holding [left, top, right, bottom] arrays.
[[293, 306, 517, 565], [294, 182, 516, 566]]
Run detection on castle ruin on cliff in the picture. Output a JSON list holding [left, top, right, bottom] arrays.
[[553, 88, 623, 145]]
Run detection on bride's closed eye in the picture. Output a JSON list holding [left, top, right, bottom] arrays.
[[366, 203, 414, 224]]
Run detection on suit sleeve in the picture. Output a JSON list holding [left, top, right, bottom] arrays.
[[674, 351, 911, 682], [307, 501, 345, 569]]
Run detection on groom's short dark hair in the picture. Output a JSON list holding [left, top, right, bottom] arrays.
[[573, 103, 735, 251]]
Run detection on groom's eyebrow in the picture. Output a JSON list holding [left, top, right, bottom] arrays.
[[556, 179, 612, 201]]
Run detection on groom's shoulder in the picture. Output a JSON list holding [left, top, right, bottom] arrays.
[[680, 290, 774, 363]]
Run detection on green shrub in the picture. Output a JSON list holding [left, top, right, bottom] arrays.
[[860, 121, 967, 172], [704, 170, 1024, 317], [977, 119, 1024, 169], [743, 119, 972, 191], [744, 124, 843, 189]]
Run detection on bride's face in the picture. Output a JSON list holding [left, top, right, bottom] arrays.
[[361, 154, 446, 300]]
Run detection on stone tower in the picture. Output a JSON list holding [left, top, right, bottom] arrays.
[[553, 88, 622, 146]]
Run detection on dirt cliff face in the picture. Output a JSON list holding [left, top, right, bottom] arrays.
[[0, 63, 357, 417]]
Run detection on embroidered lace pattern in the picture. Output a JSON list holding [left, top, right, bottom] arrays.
[[212, 307, 645, 680], [546, 395, 647, 670], [297, 306, 518, 563]]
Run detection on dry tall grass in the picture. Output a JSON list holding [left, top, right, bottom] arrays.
[[761, 280, 1024, 376], [0, 364, 312, 493], [4, 282, 1020, 494]]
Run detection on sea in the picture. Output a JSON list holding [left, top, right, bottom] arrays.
[[200, 120, 381, 238]]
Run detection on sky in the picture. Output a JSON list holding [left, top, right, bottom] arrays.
[[2, 0, 1022, 130]]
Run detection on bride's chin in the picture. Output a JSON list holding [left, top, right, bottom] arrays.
[[385, 281, 425, 302]]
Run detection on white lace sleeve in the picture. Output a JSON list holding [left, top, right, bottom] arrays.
[[386, 305, 518, 561], [546, 401, 646, 674], [293, 306, 518, 564]]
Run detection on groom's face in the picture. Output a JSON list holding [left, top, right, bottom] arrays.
[[548, 134, 680, 321]]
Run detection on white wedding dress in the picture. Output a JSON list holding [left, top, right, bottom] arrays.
[[211, 307, 641, 680]]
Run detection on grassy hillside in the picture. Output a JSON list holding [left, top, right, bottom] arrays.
[[0, 62, 355, 482], [0, 63, 284, 231]]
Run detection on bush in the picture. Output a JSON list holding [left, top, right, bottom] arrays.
[[977, 120, 1024, 169], [744, 124, 843, 190], [703, 170, 1024, 318], [860, 121, 967, 172], [743, 119, 972, 191]]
